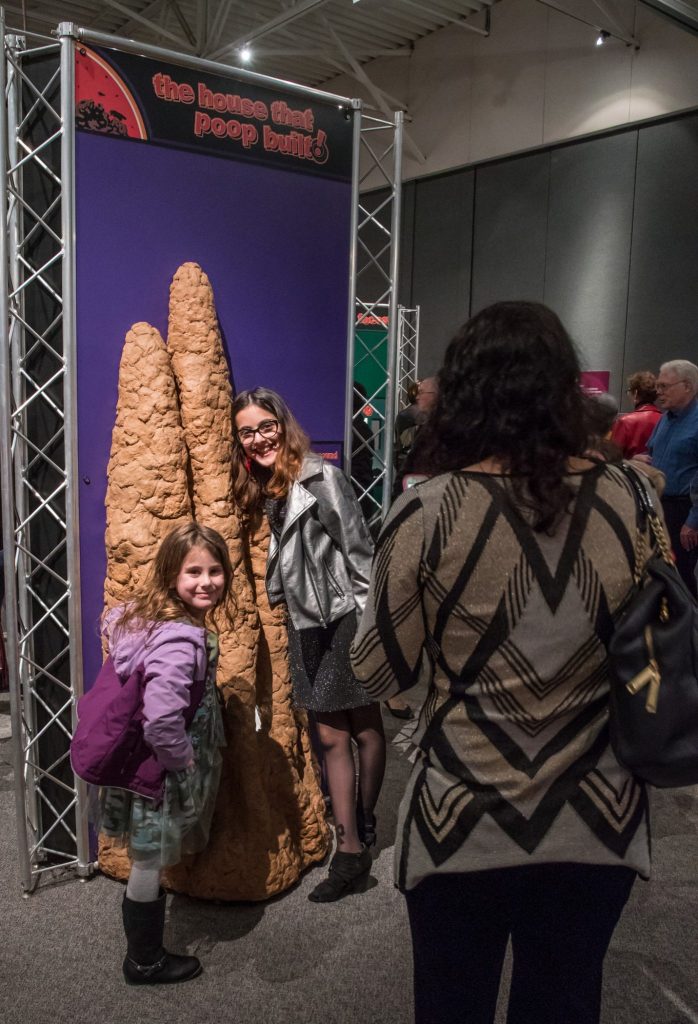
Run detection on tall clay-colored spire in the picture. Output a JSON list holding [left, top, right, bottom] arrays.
[[103, 321, 192, 610], [99, 263, 329, 899]]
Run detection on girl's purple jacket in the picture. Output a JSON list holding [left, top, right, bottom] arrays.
[[71, 613, 209, 802], [104, 613, 209, 771]]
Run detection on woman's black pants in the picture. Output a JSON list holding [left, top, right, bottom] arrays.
[[405, 862, 635, 1024]]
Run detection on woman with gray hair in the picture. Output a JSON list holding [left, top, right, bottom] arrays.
[[640, 359, 698, 595]]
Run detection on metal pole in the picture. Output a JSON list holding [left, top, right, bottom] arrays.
[[0, 15, 34, 895], [414, 304, 421, 381], [396, 304, 421, 407], [381, 111, 403, 517], [7, 28, 43, 889], [344, 100, 362, 476], [58, 24, 90, 877], [76, 27, 355, 109]]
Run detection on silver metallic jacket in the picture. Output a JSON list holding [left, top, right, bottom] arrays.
[[265, 452, 374, 630]]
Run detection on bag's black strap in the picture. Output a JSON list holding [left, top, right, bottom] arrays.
[[617, 462, 654, 522], [617, 462, 674, 570]]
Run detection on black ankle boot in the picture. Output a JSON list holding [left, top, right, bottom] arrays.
[[122, 892, 202, 985], [356, 806, 377, 849], [308, 846, 372, 903]]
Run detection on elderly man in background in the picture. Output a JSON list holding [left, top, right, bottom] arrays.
[[611, 371, 662, 458], [640, 360, 698, 596]]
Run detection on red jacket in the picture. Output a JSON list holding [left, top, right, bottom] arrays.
[[611, 404, 662, 458]]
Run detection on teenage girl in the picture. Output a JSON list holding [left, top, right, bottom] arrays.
[[100, 522, 233, 984], [231, 387, 386, 902]]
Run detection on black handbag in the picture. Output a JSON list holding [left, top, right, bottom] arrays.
[[607, 464, 698, 787]]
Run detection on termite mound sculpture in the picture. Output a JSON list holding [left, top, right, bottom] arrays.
[[99, 262, 330, 900]]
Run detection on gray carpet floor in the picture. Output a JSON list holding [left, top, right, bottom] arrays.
[[1, 694, 698, 1024]]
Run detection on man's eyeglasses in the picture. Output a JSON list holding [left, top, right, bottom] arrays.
[[237, 419, 279, 445], [656, 380, 687, 393]]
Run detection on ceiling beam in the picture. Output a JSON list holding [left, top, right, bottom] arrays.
[[398, 0, 489, 37], [639, 0, 698, 35], [196, 0, 209, 52], [589, 0, 635, 41], [241, 45, 414, 59], [320, 15, 427, 165], [112, 0, 165, 37], [167, 0, 197, 48], [207, 0, 236, 54], [208, 0, 335, 60], [101, 0, 193, 47]]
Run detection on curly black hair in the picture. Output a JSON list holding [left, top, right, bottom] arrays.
[[409, 301, 590, 533]]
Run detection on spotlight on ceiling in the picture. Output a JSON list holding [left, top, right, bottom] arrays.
[[239, 45, 252, 63], [596, 30, 610, 46]]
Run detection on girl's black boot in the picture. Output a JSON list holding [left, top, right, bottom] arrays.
[[308, 846, 371, 903], [122, 892, 202, 985]]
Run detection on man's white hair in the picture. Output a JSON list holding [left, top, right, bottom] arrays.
[[660, 360, 698, 394]]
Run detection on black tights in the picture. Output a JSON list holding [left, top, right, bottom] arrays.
[[314, 703, 386, 852]]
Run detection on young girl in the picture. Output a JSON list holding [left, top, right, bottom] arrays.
[[231, 387, 386, 902], [100, 522, 233, 984]]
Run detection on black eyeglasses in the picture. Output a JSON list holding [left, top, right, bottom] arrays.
[[237, 419, 279, 446]]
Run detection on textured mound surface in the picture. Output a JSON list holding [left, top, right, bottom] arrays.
[[103, 321, 192, 610], [166, 261, 258, 698], [98, 263, 330, 898]]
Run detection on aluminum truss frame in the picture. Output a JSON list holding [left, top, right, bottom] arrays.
[[345, 110, 403, 529], [396, 304, 420, 410], [0, 19, 394, 893], [0, 20, 90, 893]]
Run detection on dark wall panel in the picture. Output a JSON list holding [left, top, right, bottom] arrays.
[[471, 152, 549, 314], [372, 111, 697, 390], [399, 180, 416, 307], [544, 131, 637, 400], [625, 114, 698, 378], [411, 170, 474, 374]]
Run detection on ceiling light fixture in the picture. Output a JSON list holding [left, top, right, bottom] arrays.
[[534, 1, 638, 49], [239, 45, 252, 63]]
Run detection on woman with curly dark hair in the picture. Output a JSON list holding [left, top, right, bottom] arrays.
[[351, 302, 657, 1024]]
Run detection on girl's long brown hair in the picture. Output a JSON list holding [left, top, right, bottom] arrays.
[[110, 522, 236, 634], [231, 387, 310, 513]]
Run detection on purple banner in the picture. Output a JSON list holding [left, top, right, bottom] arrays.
[[76, 129, 352, 687]]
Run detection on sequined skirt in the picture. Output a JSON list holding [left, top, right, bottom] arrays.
[[287, 610, 372, 712]]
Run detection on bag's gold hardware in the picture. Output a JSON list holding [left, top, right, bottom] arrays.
[[648, 511, 673, 568], [626, 625, 661, 714]]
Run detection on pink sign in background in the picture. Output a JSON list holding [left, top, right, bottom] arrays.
[[581, 371, 610, 394]]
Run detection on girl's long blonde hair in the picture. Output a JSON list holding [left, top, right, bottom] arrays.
[[231, 387, 310, 513], [110, 522, 236, 633]]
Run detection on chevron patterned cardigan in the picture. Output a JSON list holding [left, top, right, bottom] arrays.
[[350, 463, 654, 891]]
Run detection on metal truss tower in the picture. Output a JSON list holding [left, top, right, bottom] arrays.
[[396, 305, 420, 409], [0, 21, 90, 893], [0, 16, 402, 893], [345, 110, 403, 530]]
